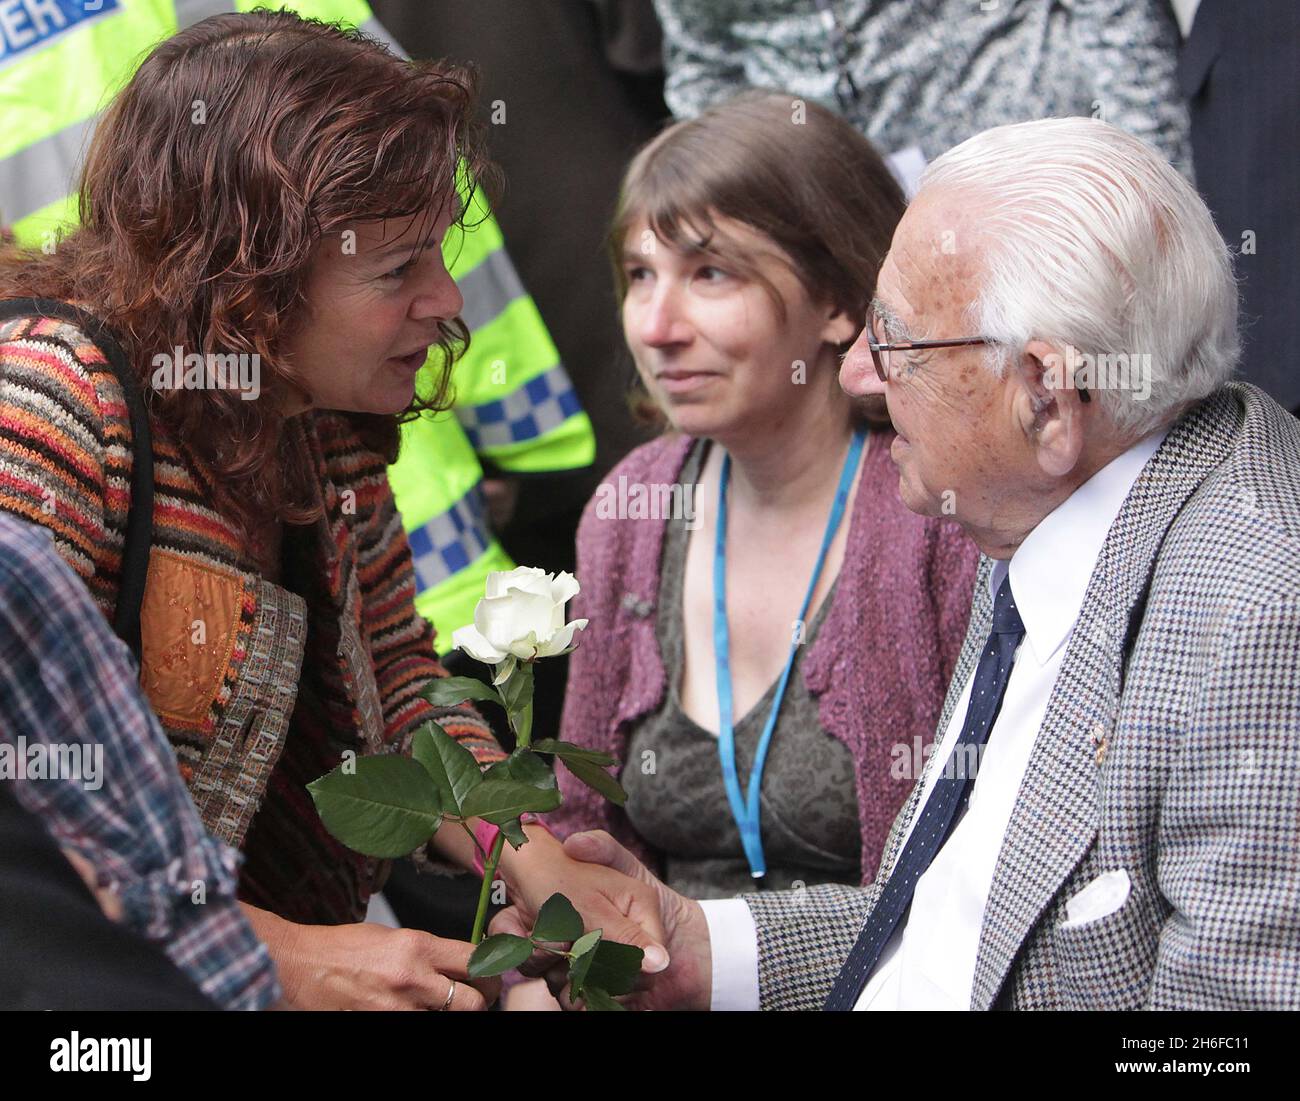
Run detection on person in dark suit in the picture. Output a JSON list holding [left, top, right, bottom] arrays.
[[1179, 0, 1300, 411]]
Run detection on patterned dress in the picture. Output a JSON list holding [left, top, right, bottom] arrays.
[[654, 0, 1191, 171]]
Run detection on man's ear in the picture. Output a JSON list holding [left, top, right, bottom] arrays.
[[1013, 340, 1088, 478], [821, 307, 860, 348]]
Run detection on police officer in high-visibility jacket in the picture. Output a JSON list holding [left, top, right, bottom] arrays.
[[0, 0, 595, 652]]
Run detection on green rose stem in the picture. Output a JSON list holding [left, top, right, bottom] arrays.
[[470, 831, 507, 945], [469, 656, 532, 945], [310, 575, 642, 1004]]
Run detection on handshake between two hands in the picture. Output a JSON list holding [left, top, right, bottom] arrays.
[[489, 826, 713, 1012], [306, 567, 716, 1012], [255, 826, 714, 1012]]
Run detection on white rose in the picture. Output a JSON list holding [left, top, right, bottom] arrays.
[[451, 567, 588, 673]]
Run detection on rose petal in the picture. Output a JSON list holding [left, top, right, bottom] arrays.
[[452, 623, 506, 665], [482, 571, 510, 600], [549, 571, 581, 607], [502, 566, 553, 601], [507, 629, 542, 661], [485, 566, 548, 601], [516, 574, 556, 600], [534, 618, 588, 658], [477, 589, 557, 653]]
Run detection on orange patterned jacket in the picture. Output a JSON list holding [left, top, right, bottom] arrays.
[[0, 308, 504, 923]]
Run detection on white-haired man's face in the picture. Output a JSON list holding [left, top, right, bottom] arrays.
[[840, 190, 1100, 558]]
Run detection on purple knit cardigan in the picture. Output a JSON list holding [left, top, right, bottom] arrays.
[[548, 429, 979, 886]]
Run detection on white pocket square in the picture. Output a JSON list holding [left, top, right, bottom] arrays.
[[1061, 869, 1131, 928]]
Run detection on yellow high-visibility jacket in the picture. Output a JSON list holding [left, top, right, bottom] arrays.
[[0, 0, 595, 651]]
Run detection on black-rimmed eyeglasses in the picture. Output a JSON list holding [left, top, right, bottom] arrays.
[[865, 322, 1091, 403]]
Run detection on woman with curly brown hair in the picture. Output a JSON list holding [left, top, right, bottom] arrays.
[[0, 10, 658, 1010]]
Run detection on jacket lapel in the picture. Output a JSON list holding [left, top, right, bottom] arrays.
[[969, 387, 1245, 1008]]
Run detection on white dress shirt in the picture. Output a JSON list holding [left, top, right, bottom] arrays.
[[701, 430, 1167, 1010], [1170, 0, 1202, 38]]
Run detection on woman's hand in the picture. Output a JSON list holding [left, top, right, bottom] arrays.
[[241, 904, 500, 1011]]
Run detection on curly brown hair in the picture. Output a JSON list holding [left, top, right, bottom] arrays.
[[0, 9, 493, 529]]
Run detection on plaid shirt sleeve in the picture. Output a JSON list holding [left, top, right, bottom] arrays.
[[0, 516, 280, 1011]]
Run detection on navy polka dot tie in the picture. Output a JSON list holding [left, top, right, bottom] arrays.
[[823, 574, 1025, 1010]]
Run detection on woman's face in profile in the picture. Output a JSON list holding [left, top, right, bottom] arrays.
[[619, 213, 855, 443], [282, 205, 463, 417]]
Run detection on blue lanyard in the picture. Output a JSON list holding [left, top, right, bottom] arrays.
[[713, 426, 867, 879]]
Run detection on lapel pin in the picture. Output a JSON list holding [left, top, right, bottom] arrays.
[[1089, 721, 1109, 765]]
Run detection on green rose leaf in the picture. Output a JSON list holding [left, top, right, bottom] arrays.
[[498, 816, 529, 850], [567, 929, 603, 998], [460, 779, 562, 824], [468, 934, 535, 979], [308, 755, 442, 858], [559, 755, 627, 807], [585, 939, 645, 997], [411, 721, 483, 815], [578, 986, 625, 1012], [483, 747, 555, 791], [530, 738, 618, 768], [531, 893, 583, 944], [423, 676, 504, 710]]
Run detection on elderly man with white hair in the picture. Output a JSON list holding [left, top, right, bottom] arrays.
[[494, 116, 1300, 1011]]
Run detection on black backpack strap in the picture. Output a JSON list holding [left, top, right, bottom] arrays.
[[0, 298, 154, 663]]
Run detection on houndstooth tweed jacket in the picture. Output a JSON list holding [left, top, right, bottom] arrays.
[[744, 383, 1300, 1010]]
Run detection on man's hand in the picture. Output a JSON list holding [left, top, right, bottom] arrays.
[[493, 830, 712, 1011], [241, 904, 500, 1011], [498, 824, 671, 972]]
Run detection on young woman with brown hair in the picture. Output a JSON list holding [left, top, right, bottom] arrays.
[[546, 91, 979, 913]]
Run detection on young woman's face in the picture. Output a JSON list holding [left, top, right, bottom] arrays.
[[620, 214, 855, 443], [284, 206, 463, 416]]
